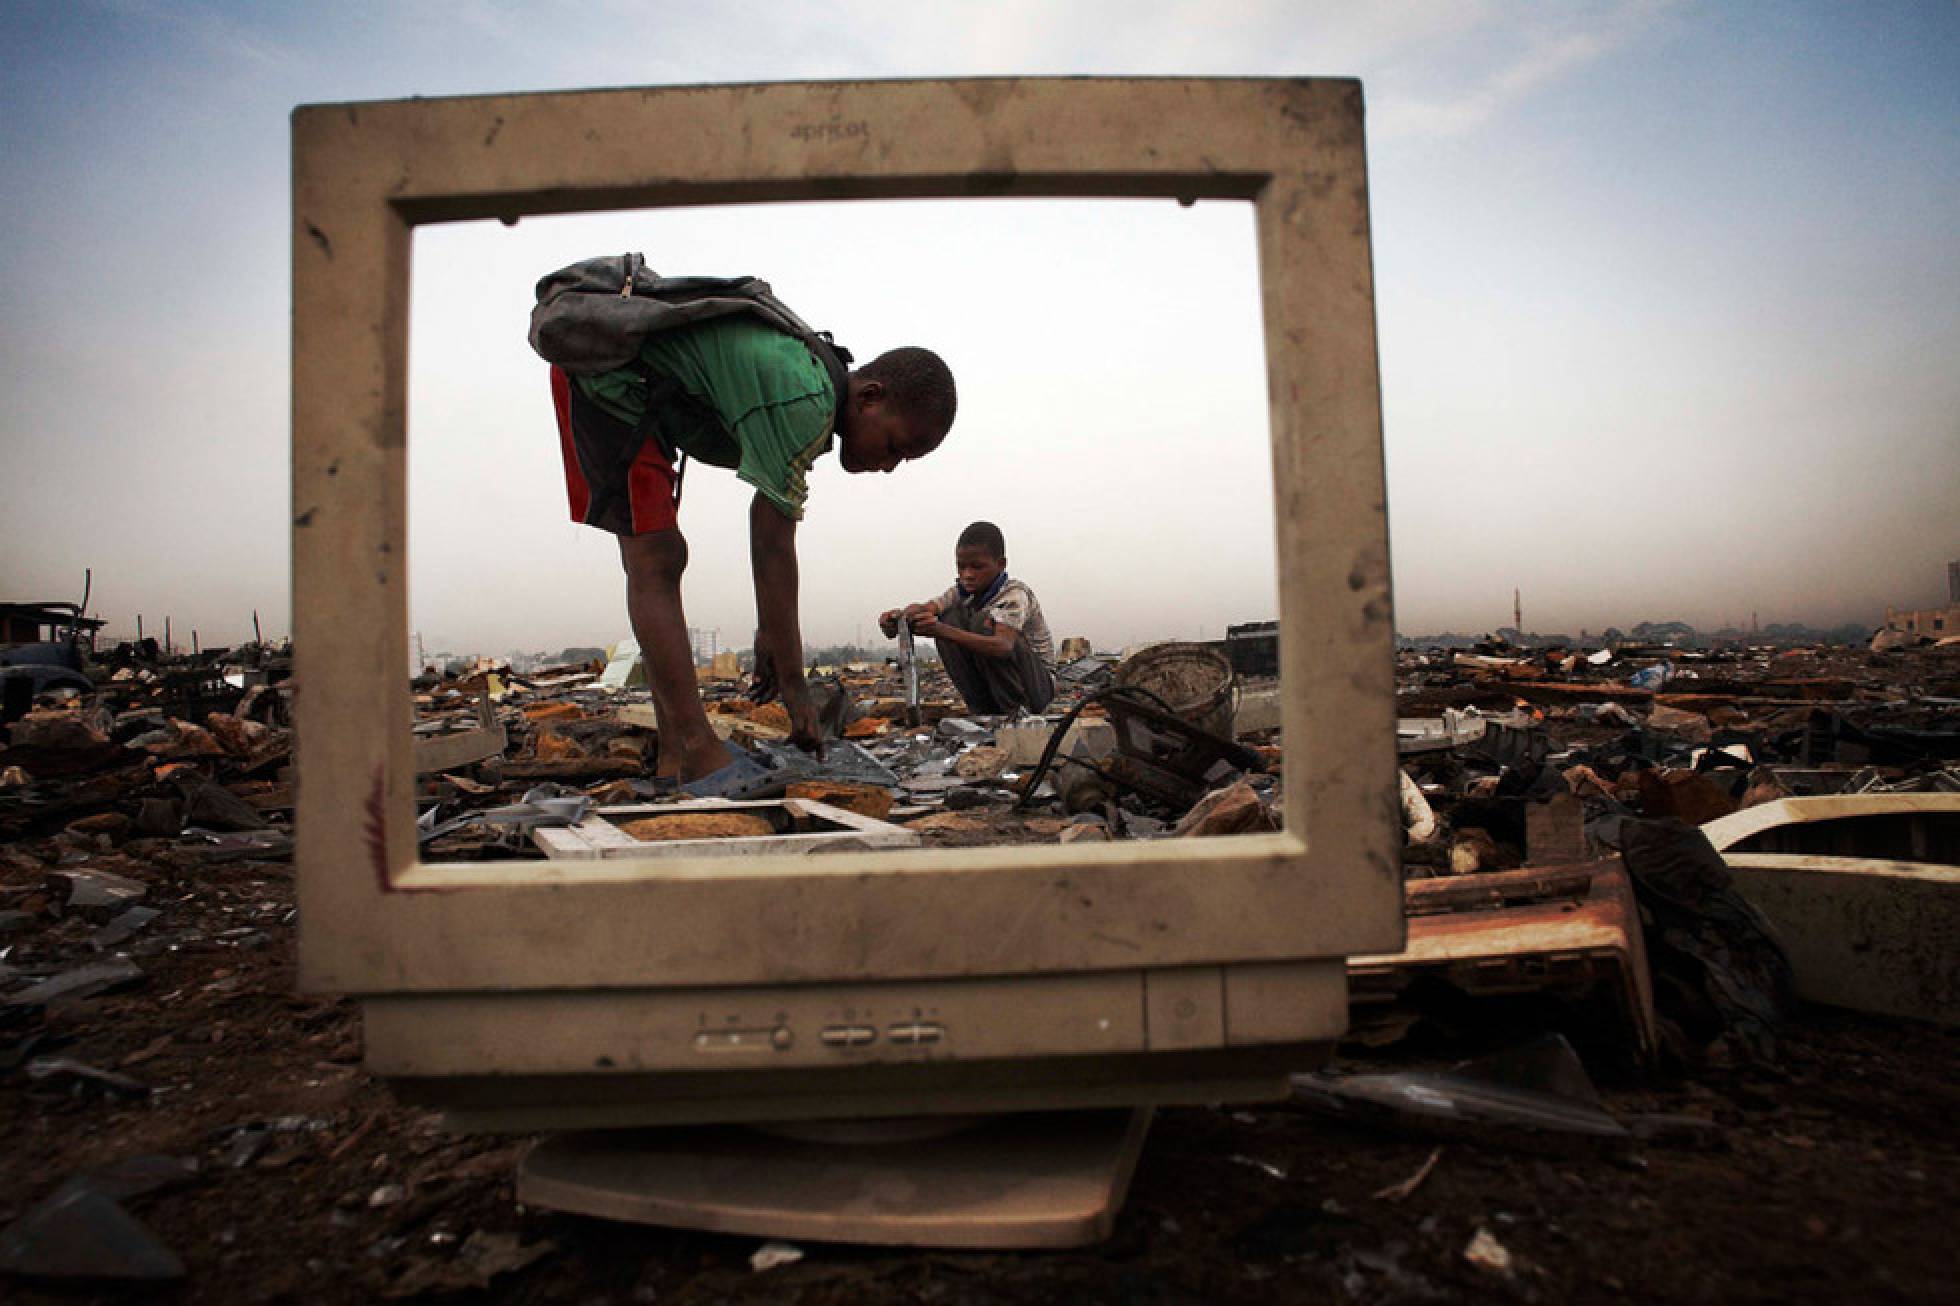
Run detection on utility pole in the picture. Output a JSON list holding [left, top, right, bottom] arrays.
[[164, 617, 172, 655], [253, 609, 263, 645], [1513, 588, 1522, 633]]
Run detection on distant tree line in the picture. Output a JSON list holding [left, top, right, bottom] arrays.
[[1396, 617, 1875, 650]]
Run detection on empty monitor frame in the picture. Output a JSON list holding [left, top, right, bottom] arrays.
[[292, 77, 1403, 1130]]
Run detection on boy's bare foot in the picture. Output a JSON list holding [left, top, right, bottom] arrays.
[[673, 734, 736, 784]]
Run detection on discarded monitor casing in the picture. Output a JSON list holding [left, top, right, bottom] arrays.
[[292, 76, 1404, 1130]]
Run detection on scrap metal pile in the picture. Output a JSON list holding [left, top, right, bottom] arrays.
[[6, 629, 1956, 982], [2, 638, 295, 861], [392, 637, 1284, 862], [1, 623, 1956, 1290], [1375, 637, 1959, 1065]]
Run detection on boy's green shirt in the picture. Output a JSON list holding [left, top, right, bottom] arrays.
[[573, 317, 837, 520]]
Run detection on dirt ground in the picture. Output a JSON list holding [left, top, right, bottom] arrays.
[[6, 640, 1957, 1300], [4, 843, 1955, 1304]]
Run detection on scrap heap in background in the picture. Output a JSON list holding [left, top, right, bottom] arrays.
[[0, 613, 1955, 1290]]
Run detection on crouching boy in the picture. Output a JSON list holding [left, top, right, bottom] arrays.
[[880, 521, 1054, 715]]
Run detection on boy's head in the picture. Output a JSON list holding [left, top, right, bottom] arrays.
[[838, 347, 957, 475], [955, 520, 1006, 594]]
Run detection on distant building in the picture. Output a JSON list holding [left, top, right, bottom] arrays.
[[1886, 604, 1957, 638], [1883, 561, 1959, 638]]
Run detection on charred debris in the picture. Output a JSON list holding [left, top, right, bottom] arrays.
[[1, 611, 1956, 1294]]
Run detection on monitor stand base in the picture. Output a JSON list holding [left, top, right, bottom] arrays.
[[516, 1107, 1153, 1249]]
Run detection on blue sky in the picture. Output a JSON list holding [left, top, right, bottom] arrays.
[[3, 2, 1954, 653]]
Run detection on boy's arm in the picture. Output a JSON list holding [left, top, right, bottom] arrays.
[[749, 493, 822, 753], [879, 597, 943, 637], [917, 583, 1028, 659], [915, 611, 1020, 660]]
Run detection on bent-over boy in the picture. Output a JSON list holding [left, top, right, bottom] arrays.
[[553, 315, 956, 789], [880, 521, 1054, 715]]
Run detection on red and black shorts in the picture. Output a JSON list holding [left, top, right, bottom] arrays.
[[551, 365, 680, 537]]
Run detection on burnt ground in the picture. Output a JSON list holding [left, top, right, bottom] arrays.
[[5, 639, 1958, 1300], [3, 845, 1955, 1304]]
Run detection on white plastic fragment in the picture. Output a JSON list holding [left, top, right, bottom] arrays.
[[750, 1240, 804, 1272], [1228, 1154, 1289, 1181], [1463, 1226, 1514, 1277], [1399, 769, 1437, 844]]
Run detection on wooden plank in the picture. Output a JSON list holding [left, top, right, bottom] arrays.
[[785, 798, 917, 845], [533, 817, 644, 860], [411, 723, 507, 774], [500, 757, 642, 781], [616, 702, 659, 730]]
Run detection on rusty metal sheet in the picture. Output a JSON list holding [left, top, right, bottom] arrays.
[[1348, 859, 1658, 1065]]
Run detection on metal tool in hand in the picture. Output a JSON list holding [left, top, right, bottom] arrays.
[[896, 617, 922, 727]]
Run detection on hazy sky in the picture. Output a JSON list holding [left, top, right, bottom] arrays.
[[3, 2, 1954, 656]]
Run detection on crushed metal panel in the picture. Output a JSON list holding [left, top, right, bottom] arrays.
[[1724, 855, 1959, 1025], [1348, 860, 1659, 1065], [1705, 794, 1960, 1025]]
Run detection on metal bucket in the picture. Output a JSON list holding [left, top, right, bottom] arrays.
[[1112, 642, 1238, 739]]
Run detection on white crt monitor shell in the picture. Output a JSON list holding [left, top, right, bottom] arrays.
[[290, 76, 1404, 1130]]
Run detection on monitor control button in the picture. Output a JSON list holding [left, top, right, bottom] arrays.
[[819, 1025, 877, 1047]]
